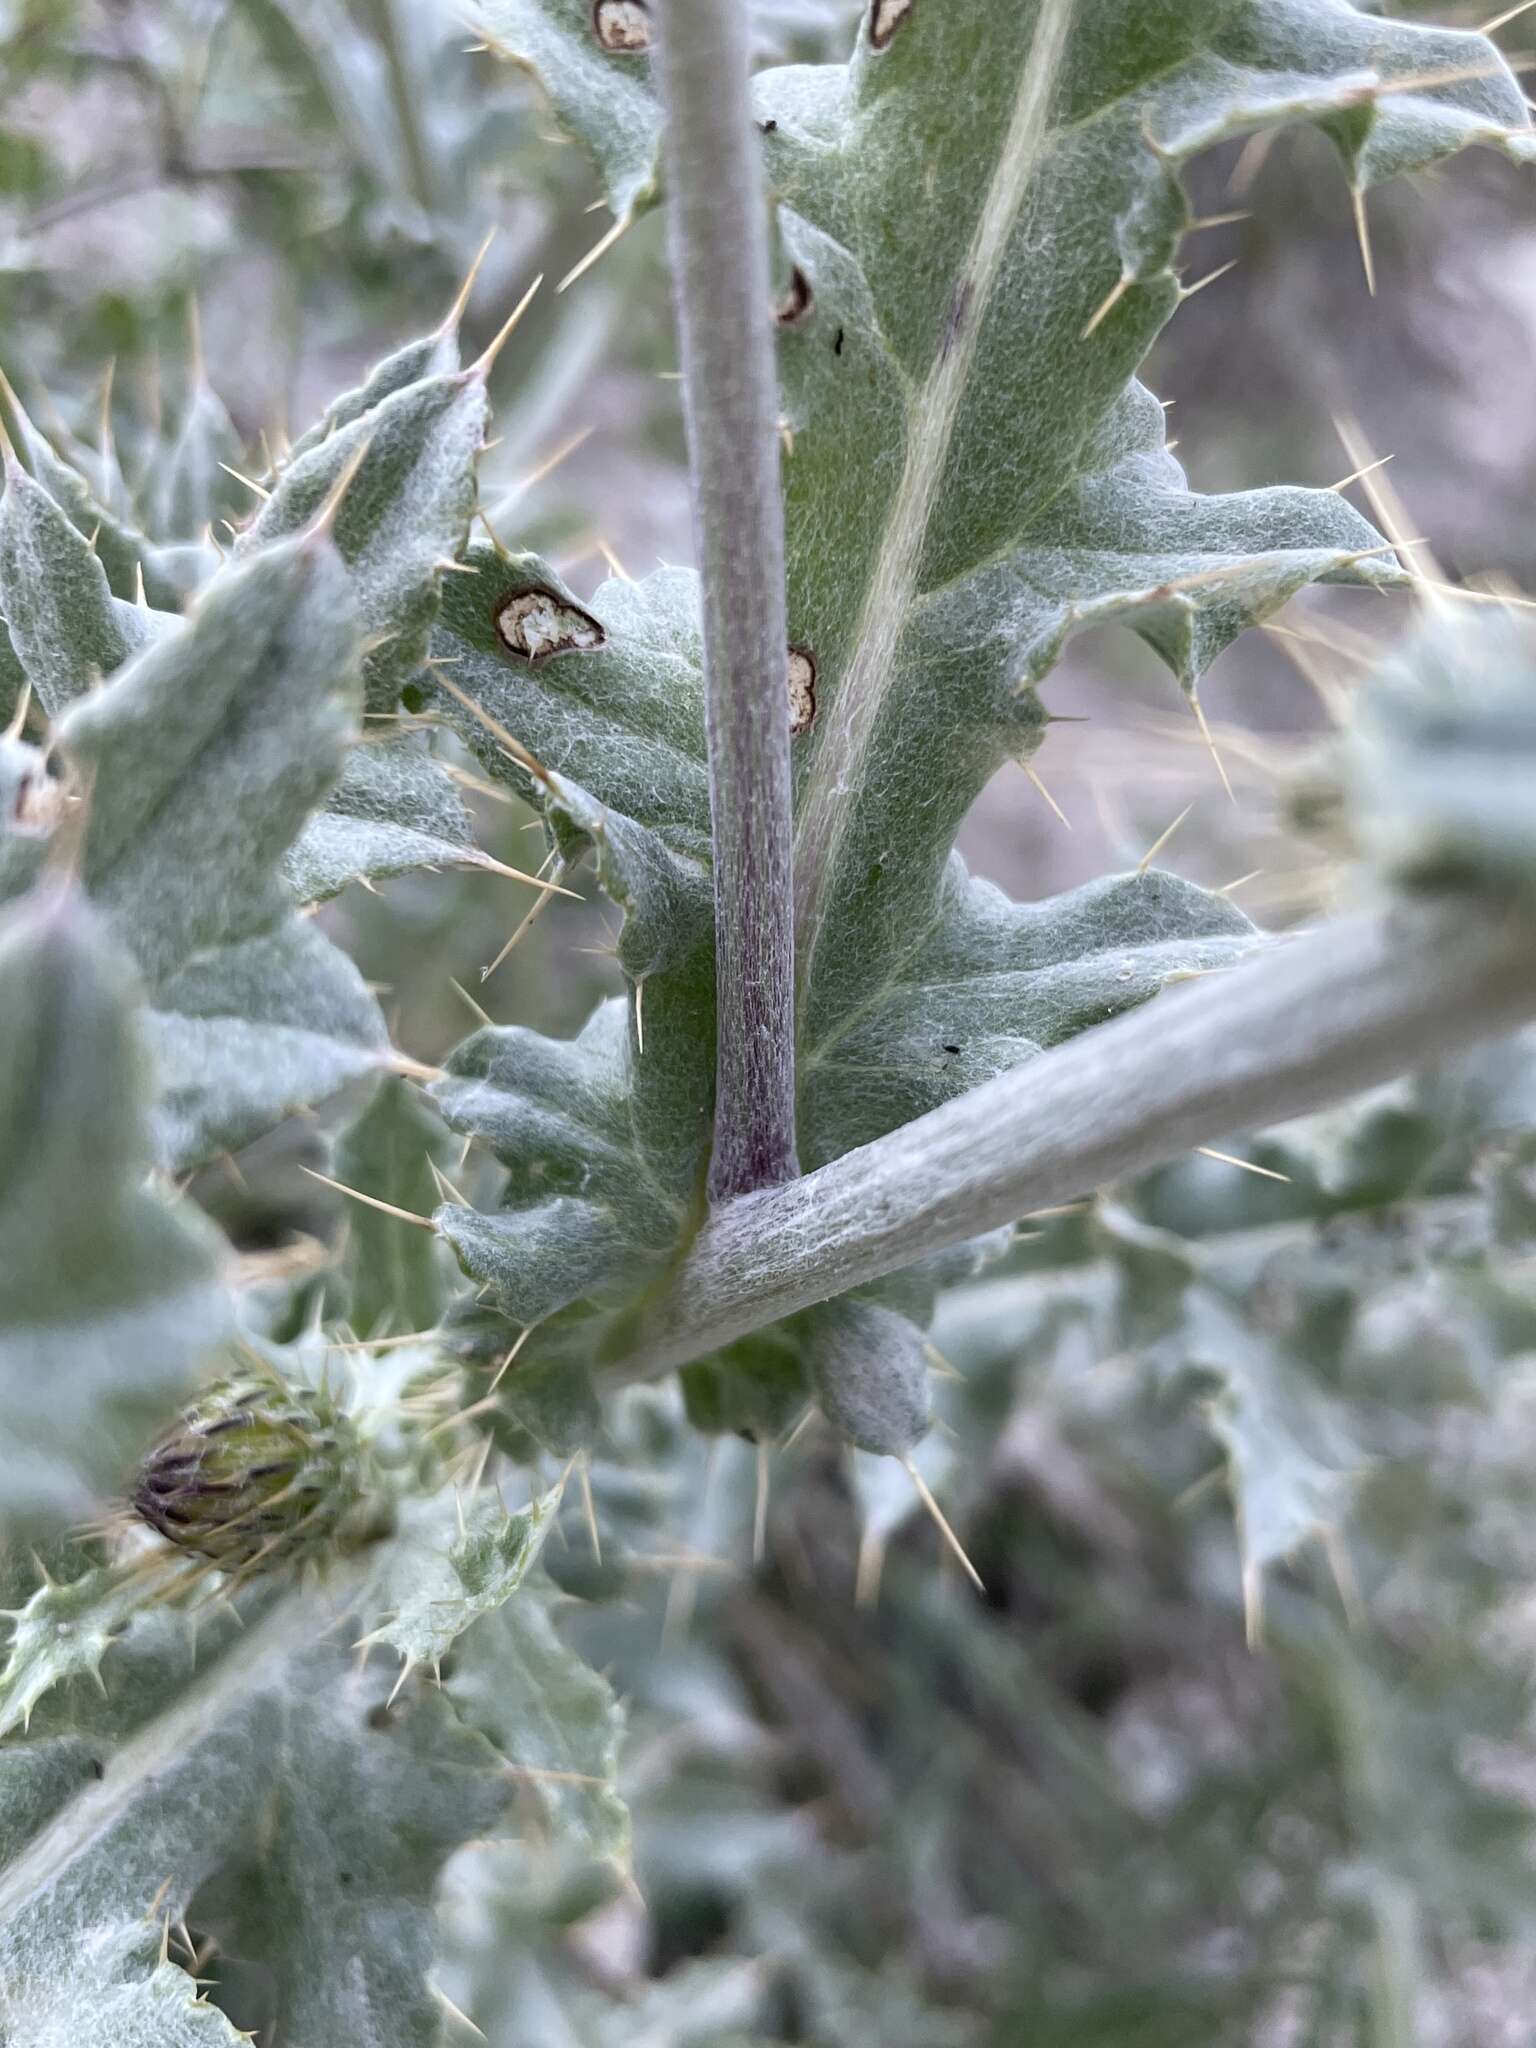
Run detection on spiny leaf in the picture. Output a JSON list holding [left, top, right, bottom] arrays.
[[447, 1585, 630, 1866], [0, 371, 189, 609], [1325, 609, 1536, 898], [428, 1, 1533, 1457], [429, 553, 1248, 1316], [473, 0, 663, 223], [1092, 1198, 1378, 1610], [254, 310, 522, 900], [334, 1077, 454, 1339], [428, 559, 719, 1353], [0, 1564, 143, 1739], [0, 1579, 509, 2048], [358, 1486, 562, 1672], [798, 862, 1254, 1164], [279, 229, 491, 467], [145, 918, 388, 1173], [0, 458, 166, 716], [54, 531, 360, 984], [286, 326, 463, 465], [147, 359, 247, 541], [243, 367, 489, 711], [795, 1296, 930, 1457], [0, 890, 228, 1529], [761, 0, 1532, 1045], [284, 732, 506, 903], [432, 552, 709, 844], [0, 527, 396, 1166], [0, 1939, 247, 2046]]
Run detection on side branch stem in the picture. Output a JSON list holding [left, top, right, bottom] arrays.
[[607, 900, 1536, 1380], [655, 0, 798, 1200]]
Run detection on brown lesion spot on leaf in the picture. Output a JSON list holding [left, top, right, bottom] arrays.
[[593, 0, 652, 52], [869, 0, 913, 49], [776, 268, 813, 326], [3, 744, 69, 838], [788, 647, 817, 736], [495, 588, 607, 663]]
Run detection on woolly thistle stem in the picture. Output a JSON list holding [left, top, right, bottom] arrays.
[[604, 897, 1536, 1382], [654, 0, 799, 1201]]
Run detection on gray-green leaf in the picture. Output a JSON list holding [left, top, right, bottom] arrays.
[[474, 0, 663, 222], [0, 1584, 509, 2048], [0, 889, 228, 1529], [335, 1076, 454, 1338], [243, 367, 490, 711], [358, 1486, 562, 1675], [55, 532, 360, 985]]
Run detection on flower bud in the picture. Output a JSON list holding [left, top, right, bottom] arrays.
[[133, 1373, 365, 1573]]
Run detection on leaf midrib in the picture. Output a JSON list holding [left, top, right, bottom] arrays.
[[790, 0, 1078, 1020], [0, 1570, 361, 1933]]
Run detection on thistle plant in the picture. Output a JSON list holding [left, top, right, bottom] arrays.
[[2, 3, 1536, 2040]]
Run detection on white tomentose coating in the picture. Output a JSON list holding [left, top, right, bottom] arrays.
[[594, 0, 652, 52], [496, 591, 606, 661], [787, 648, 816, 735]]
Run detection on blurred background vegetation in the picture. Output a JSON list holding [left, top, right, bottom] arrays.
[[9, 3, 1536, 2041]]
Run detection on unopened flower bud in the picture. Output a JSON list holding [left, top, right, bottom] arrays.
[[133, 1373, 366, 1573]]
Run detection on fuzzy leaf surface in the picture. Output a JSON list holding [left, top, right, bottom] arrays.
[[474, 0, 662, 221], [145, 919, 387, 1172], [55, 535, 359, 983], [0, 531, 392, 1166], [0, 1565, 143, 1739], [1097, 1204, 1366, 1585], [446, 1587, 630, 1867], [425, 6, 1530, 1406], [284, 734, 502, 903], [285, 326, 462, 465], [359, 1486, 562, 1672], [0, 378, 187, 609], [0, 460, 163, 716], [147, 369, 246, 541], [1331, 609, 1536, 899], [335, 1077, 454, 1338], [761, 0, 1533, 1038], [429, 555, 721, 1347], [429, 552, 1248, 1331], [262, 324, 516, 897], [0, 1572, 509, 2048], [243, 366, 489, 711], [0, 892, 227, 1528]]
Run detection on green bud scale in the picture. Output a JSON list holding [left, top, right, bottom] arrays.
[[133, 1372, 368, 1573]]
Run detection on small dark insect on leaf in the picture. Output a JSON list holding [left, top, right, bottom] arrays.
[[833, 328, 846, 357], [942, 1044, 961, 1056], [760, 119, 779, 134]]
